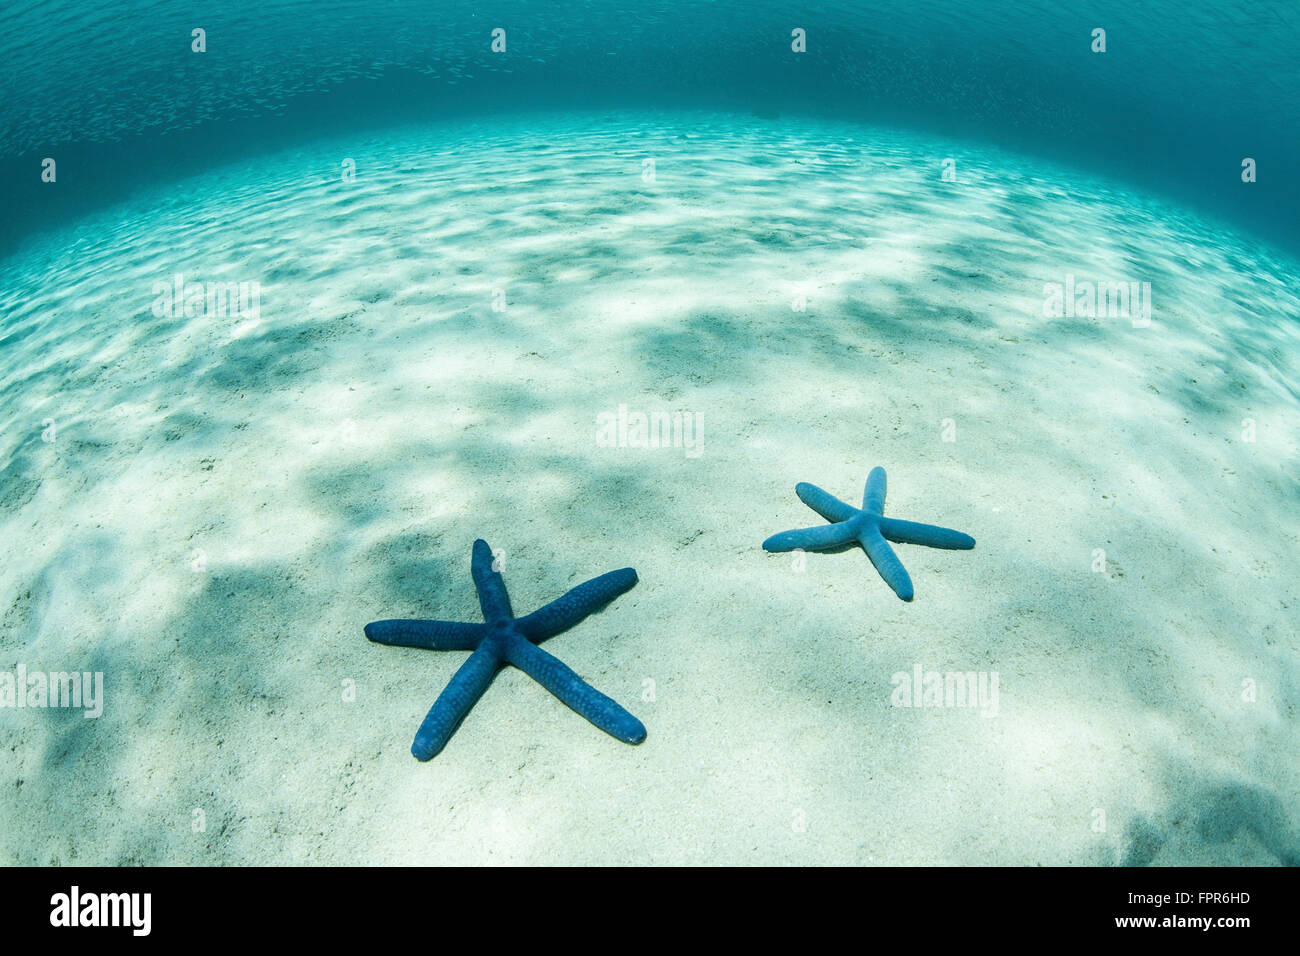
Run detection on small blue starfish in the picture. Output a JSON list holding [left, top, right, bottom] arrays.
[[762, 466, 975, 601], [365, 539, 646, 760]]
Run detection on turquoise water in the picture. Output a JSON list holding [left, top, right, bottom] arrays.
[[3, 1, 1298, 256], [1, 4, 1298, 866]]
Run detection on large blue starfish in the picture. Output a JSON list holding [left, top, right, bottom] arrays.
[[762, 466, 975, 601], [365, 539, 646, 760]]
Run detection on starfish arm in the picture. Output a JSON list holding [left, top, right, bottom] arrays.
[[517, 568, 638, 642], [762, 521, 858, 552], [863, 466, 888, 515], [859, 528, 914, 601], [794, 482, 858, 523], [504, 634, 647, 744], [470, 539, 514, 622], [411, 643, 503, 761], [363, 619, 486, 650], [879, 516, 976, 550]]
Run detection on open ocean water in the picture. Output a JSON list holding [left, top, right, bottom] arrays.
[[0, 2, 1297, 868]]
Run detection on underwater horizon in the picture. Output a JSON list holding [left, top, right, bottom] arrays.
[[1, 1, 1297, 870], [4, 0, 1299, 260]]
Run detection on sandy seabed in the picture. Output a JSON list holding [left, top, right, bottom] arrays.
[[1, 111, 1297, 865]]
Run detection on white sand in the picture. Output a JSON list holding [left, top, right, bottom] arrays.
[[1, 111, 1297, 864]]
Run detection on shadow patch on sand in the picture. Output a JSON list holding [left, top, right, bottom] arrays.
[[1123, 780, 1300, 866]]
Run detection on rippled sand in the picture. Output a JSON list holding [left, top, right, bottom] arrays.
[[1, 112, 1297, 864]]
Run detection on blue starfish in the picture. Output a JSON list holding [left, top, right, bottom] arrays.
[[762, 466, 975, 601], [365, 539, 646, 760]]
